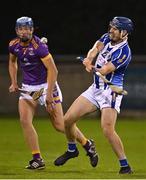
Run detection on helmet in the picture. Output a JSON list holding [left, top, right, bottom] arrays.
[[15, 16, 33, 29], [110, 16, 133, 33]]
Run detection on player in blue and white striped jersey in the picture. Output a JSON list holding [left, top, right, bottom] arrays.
[[54, 16, 134, 174], [94, 32, 131, 89]]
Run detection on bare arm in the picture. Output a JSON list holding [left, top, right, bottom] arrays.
[[83, 41, 104, 72], [84, 40, 115, 75], [87, 41, 104, 61], [96, 62, 116, 76], [41, 54, 58, 110], [9, 53, 18, 92]]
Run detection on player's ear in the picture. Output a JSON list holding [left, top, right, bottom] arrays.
[[120, 30, 128, 39], [123, 30, 128, 36]]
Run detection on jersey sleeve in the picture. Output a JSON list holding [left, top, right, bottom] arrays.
[[36, 43, 50, 58], [99, 33, 110, 46], [111, 48, 130, 69], [8, 41, 16, 55]]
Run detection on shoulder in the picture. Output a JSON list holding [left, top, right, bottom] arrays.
[[31, 35, 40, 49], [32, 35, 49, 58], [9, 37, 20, 47], [111, 43, 131, 68], [99, 33, 110, 45], [100, 33, 109, 39], [31, 35, 48, 50], [113, 43, 131, 58], [9, 37, 20, 53]]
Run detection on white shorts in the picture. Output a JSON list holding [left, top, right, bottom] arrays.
[[81, 84, 123, 113], [19, 82, 62, 106]]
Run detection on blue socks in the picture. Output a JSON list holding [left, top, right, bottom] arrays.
[[68, 142, 77, 152], [119, 159, 128, 167]]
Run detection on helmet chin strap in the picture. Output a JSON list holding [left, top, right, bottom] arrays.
[[120, 30, 128, 40]]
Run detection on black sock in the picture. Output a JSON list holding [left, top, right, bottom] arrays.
[[83, 140, 91, 152]]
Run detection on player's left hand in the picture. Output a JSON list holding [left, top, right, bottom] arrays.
[[83, 58, 94, 72]]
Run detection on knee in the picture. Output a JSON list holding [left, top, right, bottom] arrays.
[[19, 117, 32, 128], [64, 115, 74, 129], [52, 118, 64, 133], [53, 122, 64, 133], [101, 124, 115, 138]]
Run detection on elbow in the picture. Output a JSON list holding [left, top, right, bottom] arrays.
[[55, 68, 58, 77], [98, 69, 106, 76], [53, 68, 58, 80]]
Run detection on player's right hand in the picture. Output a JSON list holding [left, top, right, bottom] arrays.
[[9, 84, 19, 92], [46, 93, 56, 113], [83, 58, 94, 72]]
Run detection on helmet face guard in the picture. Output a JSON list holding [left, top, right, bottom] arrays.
[[15, 16, 34, 42], [109, 16, 133, 34]]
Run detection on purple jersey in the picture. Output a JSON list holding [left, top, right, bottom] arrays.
[[9, 35, 50, 85]]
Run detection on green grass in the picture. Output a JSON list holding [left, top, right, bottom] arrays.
[[0, 117, 146, 179]]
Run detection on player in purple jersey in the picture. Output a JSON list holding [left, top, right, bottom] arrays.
[[8, 16, 98, 170], [54, 17, 133, 174], [8, 16, 63, 169]]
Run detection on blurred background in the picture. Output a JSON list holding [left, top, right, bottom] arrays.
[[0, 0, 146, 117]]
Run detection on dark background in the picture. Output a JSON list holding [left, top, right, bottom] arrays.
[[0, 0, 146, 116], [0, 0, 146, 55]]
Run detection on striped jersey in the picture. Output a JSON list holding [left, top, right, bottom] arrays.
[[94, 33, 132, 89]]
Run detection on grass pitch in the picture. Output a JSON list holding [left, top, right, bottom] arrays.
[[0, 117, 146, 179]]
